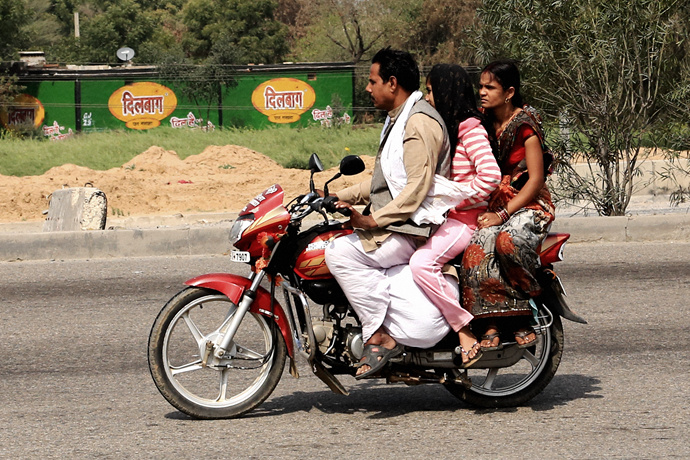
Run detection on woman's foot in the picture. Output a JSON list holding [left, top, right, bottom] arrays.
[[456, 326, 482, 367], [480, 325, 503, 351], [514, 327, 537, 348]]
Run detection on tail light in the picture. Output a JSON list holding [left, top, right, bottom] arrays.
[[538, 233, 570, 265]]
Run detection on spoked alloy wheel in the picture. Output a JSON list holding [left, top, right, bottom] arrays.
[[446, 306, 564, 408], [148, 287, 286, 419]]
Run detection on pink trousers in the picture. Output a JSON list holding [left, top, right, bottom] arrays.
[[409, 208, 483, 331]]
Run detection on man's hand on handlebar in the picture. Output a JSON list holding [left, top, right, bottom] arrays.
[[335, 202, 378, 230]]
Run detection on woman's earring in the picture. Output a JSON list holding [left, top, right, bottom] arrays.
[[505, 98, 510, 104]]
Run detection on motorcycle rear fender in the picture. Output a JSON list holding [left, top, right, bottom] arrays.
[[184, 273, 295, 357], [537, 270, 587, 324]]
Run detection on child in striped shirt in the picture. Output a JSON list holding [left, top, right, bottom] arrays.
[[409, 64, 501, 367]]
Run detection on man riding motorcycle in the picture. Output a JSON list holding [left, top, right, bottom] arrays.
[[324, 47, 451, 379]]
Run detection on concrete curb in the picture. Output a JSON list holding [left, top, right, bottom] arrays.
[[0, 212, 688, 262], [551, 213, 690, 243], [0, 225, 235, 262]]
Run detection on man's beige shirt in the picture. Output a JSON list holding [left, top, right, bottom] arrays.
[[336, 102, 445, 251]]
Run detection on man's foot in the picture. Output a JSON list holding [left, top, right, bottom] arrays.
[[355, 343, 403, 379], [514, 327, 537, 348], [480, 325, 503, 351], [355, 330, 400, 378]]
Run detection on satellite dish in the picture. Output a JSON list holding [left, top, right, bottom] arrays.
[[116, 47, 135, 62]]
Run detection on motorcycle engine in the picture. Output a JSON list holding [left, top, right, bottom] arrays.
[[344, 325, 364, 361], [312, 320, 334, 354], [312, 320, 363, 361]]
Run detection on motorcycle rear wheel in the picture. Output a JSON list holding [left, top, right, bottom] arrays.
[[445, 306, 564, 408], [148, 287, 287, 419]]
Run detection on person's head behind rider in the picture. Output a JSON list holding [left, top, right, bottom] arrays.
[[426, 63, 497, 156]]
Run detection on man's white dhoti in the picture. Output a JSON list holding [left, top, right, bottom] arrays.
[[324, 233, 452, 347], [325, 233, 417, 342], [383, 264, 452, 348]]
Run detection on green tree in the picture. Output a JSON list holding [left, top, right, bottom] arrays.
[[21, 0, 63, 51], [291, 0, 410, 64], [82, 0, 155, 63], [51, 0, 156, 64], [653, 1, 690, 206], [289, 0, 417, 122], [181, 0, 288, 64], [135, 2, 188, 64], [0, 73, 26, 137], [49, 0, 83, 35], [0, 0, 32, 59], [403, 0, 480, 67], [0, 74, 23, 109], [472, 0, 690, 216]]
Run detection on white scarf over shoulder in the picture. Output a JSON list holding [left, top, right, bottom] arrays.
[[380, 91, 476, 225]]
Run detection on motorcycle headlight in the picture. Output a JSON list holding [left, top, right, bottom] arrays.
[[229, 214, 254, 245]]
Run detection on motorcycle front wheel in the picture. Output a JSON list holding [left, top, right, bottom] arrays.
[[148, 287, 287, 419], [445, 305, 564, 408]]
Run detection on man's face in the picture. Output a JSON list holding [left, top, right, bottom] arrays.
[[365, 63, 395, 111]]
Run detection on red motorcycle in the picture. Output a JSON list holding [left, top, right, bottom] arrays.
[[148, 154, 586, 419]]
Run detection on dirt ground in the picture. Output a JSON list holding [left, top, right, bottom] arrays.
[[0, 145, 376, 223], [2, 144, 684, 224]]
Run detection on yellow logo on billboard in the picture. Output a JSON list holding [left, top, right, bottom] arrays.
[[108, 82, 177, 130], [252, 78, 316, 124], [0, 94, 45, 129]]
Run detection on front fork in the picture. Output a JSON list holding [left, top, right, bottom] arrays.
[[201, 271, 267, 367], [280, 280, 316, 361]]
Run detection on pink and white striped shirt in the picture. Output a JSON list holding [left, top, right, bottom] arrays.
[[448, 117, 501, 215]]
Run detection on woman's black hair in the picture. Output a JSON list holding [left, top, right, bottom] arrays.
[[482, 59, 524, 108], [427, 63, 498, 157], [372, 47, 420, 93]]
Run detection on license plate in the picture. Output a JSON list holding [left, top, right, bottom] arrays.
[[230, 250, 250, 263]]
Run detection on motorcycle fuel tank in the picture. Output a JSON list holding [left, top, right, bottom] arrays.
[[294, 229, 352, 280]]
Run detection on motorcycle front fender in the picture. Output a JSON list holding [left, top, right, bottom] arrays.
[[185, 273, 295, 357]]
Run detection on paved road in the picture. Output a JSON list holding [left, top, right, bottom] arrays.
[[1, 242, 688, 459]]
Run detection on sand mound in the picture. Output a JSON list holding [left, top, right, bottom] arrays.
[[0, 145, 375, 223]]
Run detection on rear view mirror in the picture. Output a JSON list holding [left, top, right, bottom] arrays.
[[339, 155, 365, 176], [308, 153, 324, 173]]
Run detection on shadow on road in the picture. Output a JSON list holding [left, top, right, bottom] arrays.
[[162, 373, 601, 420]]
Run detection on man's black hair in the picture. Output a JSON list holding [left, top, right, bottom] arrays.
[[371, 47, 420, 93]]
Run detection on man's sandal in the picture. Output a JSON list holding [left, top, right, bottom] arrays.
[[514, 328, 537, 349], [355, 344, 404, 380], [480, 332, 503, 351]]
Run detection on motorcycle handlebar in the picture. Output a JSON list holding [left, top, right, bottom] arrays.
[[321, 196, 351, 216]]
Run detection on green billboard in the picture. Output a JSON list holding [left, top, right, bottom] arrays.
[[3, 63, 354, 139]]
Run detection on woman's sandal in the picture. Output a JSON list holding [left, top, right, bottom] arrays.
[[514, 328, 537, 349], [455, 341, 483, 368], [480, 332, 503, 351]]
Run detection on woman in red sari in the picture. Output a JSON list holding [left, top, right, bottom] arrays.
[[461, 60, 555, 351]]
